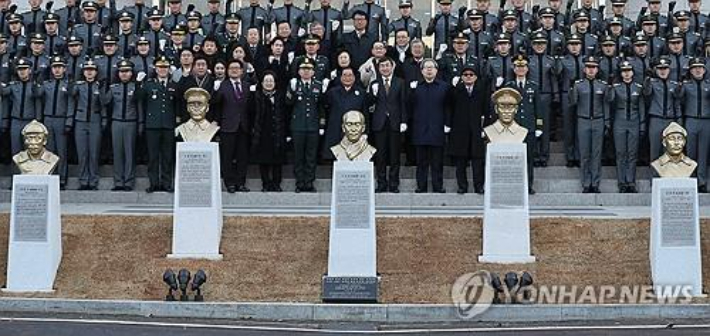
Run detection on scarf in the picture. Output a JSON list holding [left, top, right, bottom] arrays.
[[338, 134, 370, 160]]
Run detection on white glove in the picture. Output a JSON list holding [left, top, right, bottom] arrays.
[[286, 136, 292, 143], [452, 76, 460, 86], [213, 80, 222, 91], [444, 126, 451, 133], [250, 85, 257, 92], [298, 27, 306, 37], [535, 130, 543, 137], [136, 71, 146, 82], [288, 52, 295, 64], [496, 76, 504, 88], [371, 83, 379, 95], [410, 81, 418, 89], [319, 129, 325, 136], [169, 65, 176, 74], [322, 78, 330, 89], [400, 123, 407, 133], [481, 131, 486, 139], [332, 20, 340, 31], [436, 44, 448, 60], [159, 39, 166, 51], [290, 78, 297, 91]]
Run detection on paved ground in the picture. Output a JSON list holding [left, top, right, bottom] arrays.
[[2, 315, 710, 335]]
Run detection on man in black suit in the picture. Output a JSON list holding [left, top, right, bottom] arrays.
[[367, 57, 407, 193], [338, 10, 378, 70], [211, 59, 252, 193]]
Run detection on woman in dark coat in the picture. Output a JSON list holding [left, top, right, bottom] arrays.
[[250, 71, 287, 192], [447, 66, 491, 194]]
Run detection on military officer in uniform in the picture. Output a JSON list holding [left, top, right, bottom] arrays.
[[238, 0, 271, 39], [605, 17, 632, 57], [271, 0, 306, 38], [6, 13, 27, 58], [1, 58, 43, 156], [388, 0, 421, 41], [666, 32, 691, 83], [71, 1, 103, 56], [292, 34, 330, 80], [674, 10, 702, 56], [346, 0, 388, 41], [0, 34, 12, 83], [102, 60, 142, 191], [123, 0, 149, 34], [607, 61, 645, 193], [678, 57, 710, 192], [95, 34, 123, 87], [137, 56, 177, 193], [537, 7, 565, 56], [286, 58, 325, 193], [572, 11, 598, 56], [505, 54, 540, 194], [486, 33, 515, 91], [130, 36, 155, 79], [639, 15, 665, 59], [438, 32, 479, 85], [66, 36, 86, 81], [145, 8, 170, 58], [202, 0, 225, 36], [528, 31, 556, 167], [307, 0, 346, 43], [163, 0, 187, 33], [627, 35, 651, 84], [38, 56, 73, 188], [27, 33, 51, 83], [43, 13, 66, 56], [556, 33, 585, 167], [569, 56, 609, 193], [185, 10, 205, 51], [644, 57, 682, 160], [426, 0, 459, 57], [605, 0, 635, 36], [463, 9, 494, 62], [67, 60, 104, 190], [117, 11, 137, 58]]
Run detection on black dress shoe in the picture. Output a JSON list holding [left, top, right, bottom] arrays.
[[415, 188, 427, 193], [227, 186, 237, 193], [111, 186, 124, 191], [475, 187, 484, 195], [434, 188, 446, 193], [540, 161, 548, 167], [90, 186, 99, 191], [627, 185, 638, 193], [79, 185, 89, 191], [295, 187, 302, 193], [591, 186, 601, 193], [163, 186, 174, 193], [528, 188, 536, 195], [457, 187, 467, 195], [375, 186, 387, 193], [389, 187, 400, 193], [60, 184, 66, 191], [237, 185, 249, 192], [582, 187, 591, 193], [146, 186, 158, 193], [566, 161, 575, 168], [273, 185, 283, 192], [699, 185, 708, 193], [619, 185, 627, 193], [124, 186, 133, 192], [533, 161, 541, 167]]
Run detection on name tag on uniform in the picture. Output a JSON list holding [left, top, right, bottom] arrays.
[[632, 92, 639, 96], [595, 90, 603, 94]]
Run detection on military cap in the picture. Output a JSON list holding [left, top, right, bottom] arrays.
[[118, 11, 135, 21], [67, 35, 84, 46], [600, 35, 616, 46], [632, 34, 648, 45], [641, 15, 657, 24], [461, 64, 478, 74], [148, 8, 164, 19], [468, 9, 484, 19], [513, 54, 528, 66], [674, 10, 691, 20], [44, 12, 59, 23], [15, 58, 32, 69], [30, 33, 45, 43], [655, 57, 671, 68], [83, 59, 98, 70], [299, 57, 315, 69], [532, 31, 547, 43], [566, 33, 582, 44], [503, 9, 517, 20], [187, 11, 202, 20], [82, 1, 98, 10], [539, 7, 556, 17], [7, 13, 22, 23], [584, 55, 599, 66], [608, 16, 623, 25], [154, 55, 171, 67], [171, 25, 187, 35], [102, 34, 118, 45], [225, 12, 241, 23], [437, 0, 453, 4], [399, 0, 413, 8], [168, 0, 182, 3], [304, 34, 321, 44], [667, 32, 683, 42], [662, 122, 687, 138], [495, 33, 511, 43], [0, 33, 7, 43], [136, 36, 150, 45], [647, 0, 661, 3], [184, 87, 210, 102], [117, 60, 134, 71], [22, 120, 48, 137], [620, 60, 633, 70], [689, 57, 705, 68], [610, 0, 626, 5], [208, 0, 220, 3], [453, 32, 469, 43], [492, 87, 522, 105], [574, 11, 590, 21], [50, 55, 66, 67]]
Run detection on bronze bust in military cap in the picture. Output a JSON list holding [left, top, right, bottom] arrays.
[[484, 87, 528, 143], [13, 120, 60, 175], [651, 122, 697, 178], [175, 88, 220, 142]]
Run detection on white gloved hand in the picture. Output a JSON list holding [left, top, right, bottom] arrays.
[[136, 71, 146, 82], [298, 27, 306, 37], [496, 76, 504, 88], [322, 78, 330, 89], [444, 126, 451, 133], [332, 20, 340, 31], [319, 129, 325, 136], [250, 84, 257, 92], [213, 80, 222, 91], [535, 130, 543, 137], [288, 52, 295, 64], [169, 65, 176, 74], [286, 136, 292, 143], [371, 83, 379, 95], [436, 44, 448, 60], [481, 131, 486, 139], [159, 39, 166, 51], [410, 81, 418, 89], [290, 78, 297, 91], [400, 123, 407, 133], [452, 76, 460, 86]]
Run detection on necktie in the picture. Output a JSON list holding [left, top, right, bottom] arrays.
[[518, 81, 523, 90], [233, 81, 242, 100], [384, 78, 390, 94], [304, 82, 310, 91]]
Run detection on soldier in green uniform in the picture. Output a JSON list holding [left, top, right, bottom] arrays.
[[286, 58, 325, 193], [137, 56, 177, 193], [291, 34, 330, 81]]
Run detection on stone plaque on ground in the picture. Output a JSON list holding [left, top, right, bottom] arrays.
[[5, 175, 62, 292], [178, 150, 213, 208], [650, 178, 702, 296], [488, 150, 526, 209], [12, 184, 49, 242], [324, 161, 378, 303], [479, 143, 535, 264], [171, 142, 223, 260], [660, 188, 696, 247]]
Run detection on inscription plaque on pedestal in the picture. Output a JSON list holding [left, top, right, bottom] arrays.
[[489, 151, 526, 209], [322, 276, 378, 303], [178, 151, 213, 208], [12, 184, 49, 242], [660, 188, 696, 247], [334, 170, 371, 229]]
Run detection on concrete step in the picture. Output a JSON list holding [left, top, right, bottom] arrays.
[[0, 190, 708, 207]]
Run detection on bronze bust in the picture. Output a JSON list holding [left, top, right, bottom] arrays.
[[484, 87, 528, 143], [330, 110, 377, 161], [175, 87, 220, 142], [13, 120, 60, 175], [651, 122, 697, 178]]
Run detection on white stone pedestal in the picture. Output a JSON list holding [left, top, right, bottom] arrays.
[[650, 178, 702, 296], [323, 161, 378, 302], [479, 143, 536, 264], [169, 142, 223, 260], [4, 175, 62, 292]]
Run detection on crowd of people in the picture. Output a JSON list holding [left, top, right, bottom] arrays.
[[1, 0, 709, 195]]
